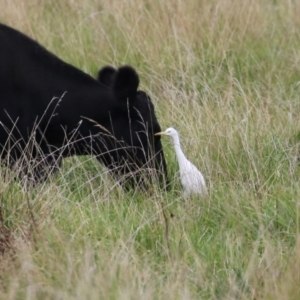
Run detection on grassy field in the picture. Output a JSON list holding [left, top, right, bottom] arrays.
[[1, 0, 300, 298]]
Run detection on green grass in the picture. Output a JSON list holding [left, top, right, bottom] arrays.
[[1, 0, 300, 299]]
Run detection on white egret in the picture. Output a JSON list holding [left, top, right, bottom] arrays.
[[155, 127, 207, 197]]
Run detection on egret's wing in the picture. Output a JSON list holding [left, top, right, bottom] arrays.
[[180, 160, 206, 195]]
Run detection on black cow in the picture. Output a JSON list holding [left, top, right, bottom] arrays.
[[0, 23, 168, 188]]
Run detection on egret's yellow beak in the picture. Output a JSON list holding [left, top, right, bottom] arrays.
[[155, 131, 165, 136]]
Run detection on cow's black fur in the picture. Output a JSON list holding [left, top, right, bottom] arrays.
[[0, 23, 168, 187]]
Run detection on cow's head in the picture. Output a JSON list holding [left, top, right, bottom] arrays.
[[96, 65, 168, 189]]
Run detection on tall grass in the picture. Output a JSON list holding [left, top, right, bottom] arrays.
[[1, 0, 300, 298]]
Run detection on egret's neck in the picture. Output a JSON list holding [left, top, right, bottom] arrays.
[[172, 135, 187, 167]]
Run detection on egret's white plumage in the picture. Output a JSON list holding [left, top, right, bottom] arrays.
[[155, 127, 207, 197]]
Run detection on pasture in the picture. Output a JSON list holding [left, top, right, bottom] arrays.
[[1, 0, 300, 298]]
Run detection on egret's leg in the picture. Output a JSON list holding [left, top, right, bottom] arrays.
[[183, 189, 188, 198], [183, 189, 190, 205]]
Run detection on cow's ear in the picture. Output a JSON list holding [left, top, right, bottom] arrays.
[[112, 66, 139, 100], [97, 66, 117, 87]]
